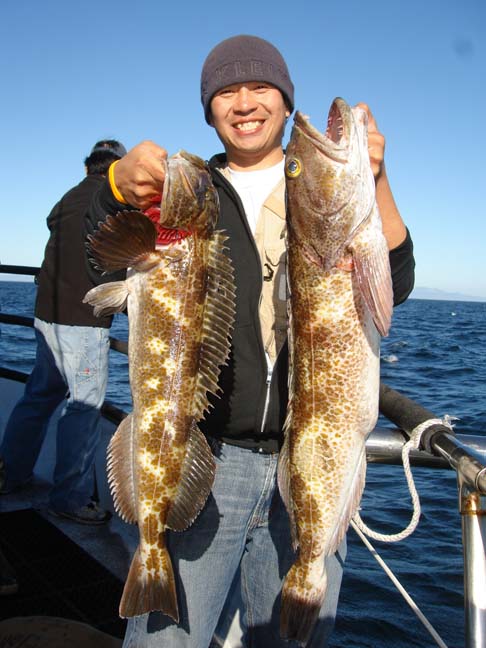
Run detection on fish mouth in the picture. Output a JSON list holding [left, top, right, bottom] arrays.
[[161, 152, 198, 212], [293, 97, 352, 162], [159, 151, 203, 231], [157, 150, 218, 237]]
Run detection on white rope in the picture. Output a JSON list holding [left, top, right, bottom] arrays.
[[353, 416, 455, 543], [350, 519, 450, 648]]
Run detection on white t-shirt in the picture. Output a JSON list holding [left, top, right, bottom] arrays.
[[226, 159, 284, 235], [226, 159, 285, 374]]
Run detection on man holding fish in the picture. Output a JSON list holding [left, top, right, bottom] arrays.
[[86, 35, 414, 647]]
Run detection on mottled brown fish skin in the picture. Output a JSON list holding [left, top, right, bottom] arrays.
[[120, 234, 211, 617], [130, 247, 203, 519], [279, 99, 393, 644], [84, 151, 235, 622]]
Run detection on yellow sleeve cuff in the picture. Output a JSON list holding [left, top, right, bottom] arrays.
[[108, 160, 128, 204]]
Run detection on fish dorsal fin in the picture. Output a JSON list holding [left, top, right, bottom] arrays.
[[87, 210, 161, 273], [349, 206, 393, 337], [165, 421, 216, 531], [106, 413, 138, 524], [192, 230, 236, 419], [277, 433, 299, 552], [83, 280, 129, 317]]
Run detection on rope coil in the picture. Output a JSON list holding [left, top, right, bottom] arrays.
[[353, 416, 455, 542], [350, 416, 456, 648]]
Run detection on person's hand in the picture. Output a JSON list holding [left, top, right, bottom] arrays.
[[113, 141, 167, 209], [355, 103, 385, 180]]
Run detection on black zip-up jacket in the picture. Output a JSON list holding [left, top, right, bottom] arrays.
[[85, 154, 415, 452], [36, 174, 113, 328]]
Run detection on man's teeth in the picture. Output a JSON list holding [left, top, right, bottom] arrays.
[[235, 121, 262, 131]]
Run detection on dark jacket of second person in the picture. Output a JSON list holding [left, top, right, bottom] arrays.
[[36, 174, 113, 328]]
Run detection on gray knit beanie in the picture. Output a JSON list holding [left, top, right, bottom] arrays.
[[200, 35, 294, 124]]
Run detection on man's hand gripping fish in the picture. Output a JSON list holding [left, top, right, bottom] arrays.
[[279, 98, 393, 645], [83, 151, 235, 621]]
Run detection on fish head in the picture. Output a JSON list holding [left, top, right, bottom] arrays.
[[159, 150, 219, 236], [285, 97, 375, 269]]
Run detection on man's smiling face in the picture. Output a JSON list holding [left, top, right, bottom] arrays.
[[209, 81, 290, 171]]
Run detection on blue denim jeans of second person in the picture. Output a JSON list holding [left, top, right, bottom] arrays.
[[0, 318, 110, 512], [122, 441, 346, 648]]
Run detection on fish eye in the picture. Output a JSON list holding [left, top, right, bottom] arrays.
[[285, 158, 302, 178]]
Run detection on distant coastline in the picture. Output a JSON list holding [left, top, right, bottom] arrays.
[[411, 286, 485, 303], [0, 276, 484, 303]]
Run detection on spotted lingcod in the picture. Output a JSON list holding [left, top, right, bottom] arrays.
[[83, 150, 235, 621], [278, 98, 394, 644]]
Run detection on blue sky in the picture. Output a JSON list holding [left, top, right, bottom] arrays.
[[1, 0, 485, 298]]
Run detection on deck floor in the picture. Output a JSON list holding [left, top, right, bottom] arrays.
[[0, 476, 140, 642]]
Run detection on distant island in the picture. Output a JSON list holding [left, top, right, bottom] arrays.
[[411, 286, 485, 303]]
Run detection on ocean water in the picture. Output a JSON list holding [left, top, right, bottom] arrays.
[[1, 280, 485, 648]]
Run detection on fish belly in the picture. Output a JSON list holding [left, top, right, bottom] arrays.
[[280, 241, 380, 643]]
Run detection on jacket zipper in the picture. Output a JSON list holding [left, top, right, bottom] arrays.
[[260, 363, 273, 433], [213, 168, 271, 435]]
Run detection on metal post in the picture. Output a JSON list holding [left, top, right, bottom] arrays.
[[459, 474, 486, 648]]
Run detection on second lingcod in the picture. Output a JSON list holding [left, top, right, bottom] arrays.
[[279, 98, 394, 644]]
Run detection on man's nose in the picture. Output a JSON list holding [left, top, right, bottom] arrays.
[[233, 87, 257, 112]]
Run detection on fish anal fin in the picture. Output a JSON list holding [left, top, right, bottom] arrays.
[[83, 281, 129, 317], [119, 545, 179, 621], [107, 414, 138, 523], [193, 230, 235, 418], [88, 210, 161, 273], [166, 422, 215, 531], [349, 206, 393, 337], [327, 450, 367, 555]]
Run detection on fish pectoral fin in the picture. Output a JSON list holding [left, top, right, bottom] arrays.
[[166, 422, 215, 531], [107, 414, 138, 523], [119, 545, 179, 621], [277, 433, 299, 552], [88, 210, 160, 273], [83, 281, 129, 317], [349, 217, 394, 337]]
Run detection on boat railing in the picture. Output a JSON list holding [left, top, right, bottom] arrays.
[[0, 264, 128, 425], [379, 383, 486, 647], [1, 263, 485, 647]]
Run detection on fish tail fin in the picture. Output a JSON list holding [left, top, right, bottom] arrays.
[[119, 544, 179, 622], [280, 560, 327, 646]]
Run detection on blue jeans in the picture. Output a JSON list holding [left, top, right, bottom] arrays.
[[0, 318, 110, 511], [123, 441, 346, 648]]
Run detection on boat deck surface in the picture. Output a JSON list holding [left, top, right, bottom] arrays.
[[0, 376, 138, 645]]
